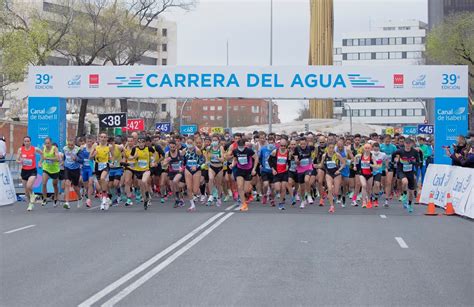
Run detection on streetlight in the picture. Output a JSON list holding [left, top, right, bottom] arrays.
[[226, 40, 230, 130], [268, 0, 273, 133], [344, 103, 353, 135], [179, 98, 190, 129]]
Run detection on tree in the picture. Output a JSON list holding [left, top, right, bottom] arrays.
[[426, 12, 474, 129], [294, 102, 311, 121]]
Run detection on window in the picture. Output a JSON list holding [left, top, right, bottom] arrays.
[[346, 39, 353, 46], [161, 103, 167, 112], [254, 116, 260, 123], [375, 38, 382, 45], [139, 56, 157, 65], [203, 115, 208, 120], [366, 38, 372, 46], [162, 28, 167, 37], [406, 37, 414, 44], [389, 109, 396, 116], [210, 115, 215, 121], [389, 37, 396, 45], [233, 106, 238, 111], [375, 109, 382, 116], [398, 26, 410, 30], [217, 106, 222, 111], [389, 52, 402, 59], [252, 106, 260, 113], [359, 39, 365, 46], [376, 52, 389, 60], [360, 53, 371, 60], [161, 58, 167, 65], [396, 37, 403, 45], [407, 51, 422, 59], [203, 106, 208, 111], [217, 115, 223, 120], [382, 109, 389, 116], [162, 44, 167, 52], [352, 39, 359, 46], [382, 38, 389, 45], [406, 109, 414, 116], [383, 27, 396, 31], [342, 53, 348, 60], [210, 106, 215, 111], [347, 53, 359, 60], [396, 109, 402, 116], [359, 110, 366, 117], [352, 110, 359, 117], [414, 109, 422, 116], [414, 37, 423, 44]]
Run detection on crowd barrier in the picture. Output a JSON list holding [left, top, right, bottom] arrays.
[[0, 163, 18, 206], [420, 164, 474, 219]]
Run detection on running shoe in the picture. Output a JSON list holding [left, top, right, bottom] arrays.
[[341, 202, 346, 208], [200, 194, 207, 203], [401, 193, 408, 204], [63, 202, 70, 209], [248, 193, 254, 202], [216, 198, 222, 207], [270, 199, 275, 207], [240, 202, 249, 211], [27, 203, 34, 211], [144, 199, 149, 210], [104, 198, 111, 210], [233, 191, 239, 201], [336, 198, 342, 206], [53, 199, 58, 208], [319, 197, 325, 206], [42, 198, 47, 206], [348, 191, 354, 199], [207, 195, 214, 205], [178, 199, 185, 207], [136, 194, 142, 203], [291, 196, 296, 206], [357, 193, 362, 202], [408, 204, 414, 213], [278, 203, 285, 210], [367, 201, 372, 209], [374, 200, 379, 208], [299, 200, 306, 209], [29, 194, 36, 204], [307, 194, 314, 205], [100, 203, 105, 210], [126, 198, 133, 206], [262, 195, 267, 205], [223, 195, 230, 202], [361, 202, 367, 208], [160, 197, 165, 204], [384, 199, 389, 208], [173, 200, 179, 208], [77, 199, 82, 208], [296, 194, 301, 202], [351, 200, 358, 207], [328, 205, 335, 213], [85, 198, 92, 208], [256, 194, 261, 202]]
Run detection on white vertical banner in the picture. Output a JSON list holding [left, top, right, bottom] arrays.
[[420, 164, 474, 218], [0, 164, 17, 206]]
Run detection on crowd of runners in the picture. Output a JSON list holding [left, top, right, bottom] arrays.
[[16, 130, 433, 213]]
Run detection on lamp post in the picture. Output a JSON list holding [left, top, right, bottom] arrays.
[[179, 98, 190, 129], [268, 0, 273, 133], [344, 103, 353, 135], [226, 40, 230, 130]]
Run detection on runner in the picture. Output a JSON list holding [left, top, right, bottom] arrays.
[[90, 132, 111, 210], [62, 137, 82, 209], [260, 136, 276, 206], [294, 137, 315, 208], [207, 135, 225, 207], [123, 136, 137, 206], [314, 135, 327, 206], [287, 139, 299, 206], [108, 137, 124, 206], [269, 138, 290, 210], [129, 135, 155, 210], [392, 138, 421, 213], [232, 138, 259, 211], [380, 135, 398, 207], [371, 142, 388, 208], [319, 142, 346, 213], [354, 144, 375, 208], [183, 137, 203, 211], [163, 140, 185, 208], [16, 136, 42, 211], [77, 135, 96, 208], [335, 138, 352, 207], [39, 137, 60, 207]]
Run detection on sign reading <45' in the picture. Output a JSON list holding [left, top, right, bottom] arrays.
[[98, 113, 127, 128], [417, 124, 434, 135]]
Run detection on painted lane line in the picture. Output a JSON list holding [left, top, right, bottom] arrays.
[[234, 205, 240, 211], [4, 224, 36, 234], [225, 204, 237, 211], [78, 212, 225, 307], [101, 212, 234, 307], [395, 237, 409, 249], [87, 205, 101, 211], [380, 215, 387, 219]]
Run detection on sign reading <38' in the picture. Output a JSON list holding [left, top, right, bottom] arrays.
[[98, 113, 127, 128]]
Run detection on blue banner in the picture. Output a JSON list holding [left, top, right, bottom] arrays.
[[180, 125, 197, 135], [155, 122, 172, 133], [403, 126, 418, 135], [417, 124, 434, 135], [434, 97, 468, 165], [28, 97, 67, 193]]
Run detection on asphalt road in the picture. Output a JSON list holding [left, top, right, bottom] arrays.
[[1, 196, 472, 307]]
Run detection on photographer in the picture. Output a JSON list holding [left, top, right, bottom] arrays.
[[444, 135, 473, 168]]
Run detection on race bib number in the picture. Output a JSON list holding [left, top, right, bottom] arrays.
[[402, 163, 412, 172], [45, 159, 53, 165], [98, 162, 108, 171], [83, 158, 91, 167], [171, 162, 182, 171], [138, 160, 148, 168], [264, 159, 270, 169], [289, 160, 296, 172], [23, 159, 33, 167], [361, 161, 371, 169], [112, 160, 121, 168], [187, 159, 197, 167], [127, 161, 135, 168], [277, 156, 287, 165], [211, 154, 220, 163], [326, 160, 337, 169], [238, 156, 248, 165], [300, 158, 310, 167]]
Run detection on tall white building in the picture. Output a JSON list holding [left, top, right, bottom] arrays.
[[2, 0, 178, 127], [333, 20, 427, 126]]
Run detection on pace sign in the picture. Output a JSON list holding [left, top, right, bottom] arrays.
[[99, 113, 127, 128], [417, 124, 434, 135], [155, 122, 172, 133]]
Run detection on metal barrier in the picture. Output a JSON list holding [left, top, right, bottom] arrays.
[[1, 156, 24, 195]]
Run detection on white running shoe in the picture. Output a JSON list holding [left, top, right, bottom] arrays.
[[299, 200, 306, 209], [29, 194, 36, 204], [200, 194, 207, 202], [307, 194, 314, 204], [100, 203, 105, 210], [216, 198, 222, 207], [188, 199, 196, 211], [104, 198, 111, 210], [63, 202, 70, 209], [207, 195, 214, 203], [296, 194, 300, 201], [27, 203, 34, 211], [336, 199, 342, 205]]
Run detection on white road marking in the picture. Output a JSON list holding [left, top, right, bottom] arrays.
[[101, 212, 234, 307], [4, 224, 36, 234], [225, 204, 237, 211], [380, 215, 387, 219], [78, 212, 225, 307], [395, 237, 409, 248], [86, 205, 100, 211], [234, 205, 240, 211]]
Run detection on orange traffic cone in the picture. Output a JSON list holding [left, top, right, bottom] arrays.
[[424, 192, 438, 216], [444, 193, 455, 216], [69, 189, 79, 201]]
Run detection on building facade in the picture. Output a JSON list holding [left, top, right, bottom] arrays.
[[333, 20, 427, 126], [177, 99, 280, 129], [428, 0, 474, 30]]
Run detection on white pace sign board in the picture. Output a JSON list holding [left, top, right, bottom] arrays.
[[28, 65, 468, 99]]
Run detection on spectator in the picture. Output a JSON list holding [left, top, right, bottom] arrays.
[[0, 136, 6, 163], [444, 135, 474, 168]]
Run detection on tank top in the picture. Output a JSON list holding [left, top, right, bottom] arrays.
[[110, 145, 122, 168], [324, 153, 340, 175], [360, 154, 372, 176], [276, 149, 289, 174], [20, 146, 36, 170], [209, 147, 222, 164], [81, 146, 93, 169], [184, 149, 200, 170], [42, 146, 60, 174], [124, 146, 136, 170], [135, 147, 151, 171], [168, 151, 183, 173], [95, 145, 110, 171]]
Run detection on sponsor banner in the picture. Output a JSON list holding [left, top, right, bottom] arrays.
[[434, 98, 469, 164], [420, 164, 474, 219], [155, 122, 172, 133], [180, 125, 197, 135], [28, 65, 468, 99], [0, 164, 17, 206], [28, 97, 67, 193]]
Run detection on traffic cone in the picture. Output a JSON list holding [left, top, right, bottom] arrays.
[[69, 189, 79, 201], [444, 193, 455, 216], [424, 192, 438, 216]]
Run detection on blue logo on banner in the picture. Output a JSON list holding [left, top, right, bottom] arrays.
[[108, 74, 145, 88], [155, 122, 172, 133], [417, 124, 434, 135], [403, 126, 418, 135], [347, 74, 385, 88], [434, 97, 468, 164], [180, 125, 197, 135]]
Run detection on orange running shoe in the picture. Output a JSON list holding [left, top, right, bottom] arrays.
[[319, 198, 324, 206], [374, 200, 379, 208], [240, 202, 249, 211], [248, 194, 254, 202], [361, 201, 367, 208], [367, 201, 373, 209]]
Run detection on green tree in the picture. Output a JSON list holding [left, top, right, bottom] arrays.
[[426, 12, 474, 100]]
